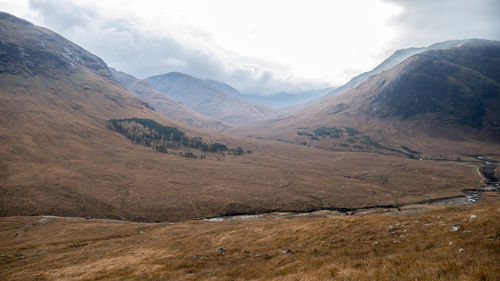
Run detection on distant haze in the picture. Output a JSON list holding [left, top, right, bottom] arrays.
[[1, 0, 499, 95]]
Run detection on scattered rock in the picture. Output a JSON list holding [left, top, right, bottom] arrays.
[[423, 222, 433, 227], [373, 241, 379, 246], [37, 218, 47, 223], [388, 225, 395, 230], [458, 248, 465, 253], [470, 214, 477, 221], [281, 249, 294, 255], [242, 250, 250, 254], [216, 247, 226, 255], [402, 229, 408, 233], [393, 240, 398, 244], [16, 255, 25, 260], [450, 224, 463, 232], [0, 254, 7, 258], [463, 230, 472, 233], [139, 231, 144, 234], [449, 241, 454, 245]]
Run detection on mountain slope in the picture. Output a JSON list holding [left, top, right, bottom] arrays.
[[327, 39, 482, 98], [204, 79, 242, 98], [229, 39, 500, 156], [110, 68, 230, 131], [285, 39, 485, 114], [147, 72, 280, 126]]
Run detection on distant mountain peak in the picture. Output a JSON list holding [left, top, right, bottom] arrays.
[[147, 72, 279, 126]]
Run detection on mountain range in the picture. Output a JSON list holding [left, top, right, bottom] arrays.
[[147, 72, 281, 126], [0, 11, 498, 223]]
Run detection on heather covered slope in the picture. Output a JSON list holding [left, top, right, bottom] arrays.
[[147, 72, 280, 126], [229, 39, 500, 157], [110, 68, 230, 132]]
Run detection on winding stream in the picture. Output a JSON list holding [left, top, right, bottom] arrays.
[[423, 157, 499, 206], [205, 156, 499, 222]]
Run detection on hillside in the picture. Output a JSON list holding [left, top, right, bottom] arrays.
[[284, 39, 486, 114], [110, 68, 230, 131], [325, 39, 477, 98], [147, 72, 280, 126], [229, 39, 500, 157]]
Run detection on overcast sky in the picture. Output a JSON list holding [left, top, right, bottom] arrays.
[[1, 0, 499, 95]]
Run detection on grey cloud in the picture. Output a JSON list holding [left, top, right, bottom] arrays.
[[384, 0, 500, 48], [28, 0, 325, 95], [29, 0, 97, 31]]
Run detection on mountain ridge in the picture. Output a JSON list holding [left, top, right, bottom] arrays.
[[228, 39, 500, 156], [147, 72, 280, 126], [110, 67, 230, 131]]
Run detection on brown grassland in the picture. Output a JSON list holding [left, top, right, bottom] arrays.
[[0, 193, 499, 281]]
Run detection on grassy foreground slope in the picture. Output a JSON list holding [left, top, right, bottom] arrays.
[[0, 195, 499, 280]]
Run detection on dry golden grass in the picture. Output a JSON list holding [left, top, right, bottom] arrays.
[[0, 196, 499, 281]]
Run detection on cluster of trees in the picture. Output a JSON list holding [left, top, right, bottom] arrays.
[[298, 126, 362, 140], [313, 126, 344, 138], [297, 126, 421, 160], [107, 118, 248, 157]]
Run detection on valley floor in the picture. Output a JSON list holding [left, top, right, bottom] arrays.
[[1, 194, 499, 281]]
